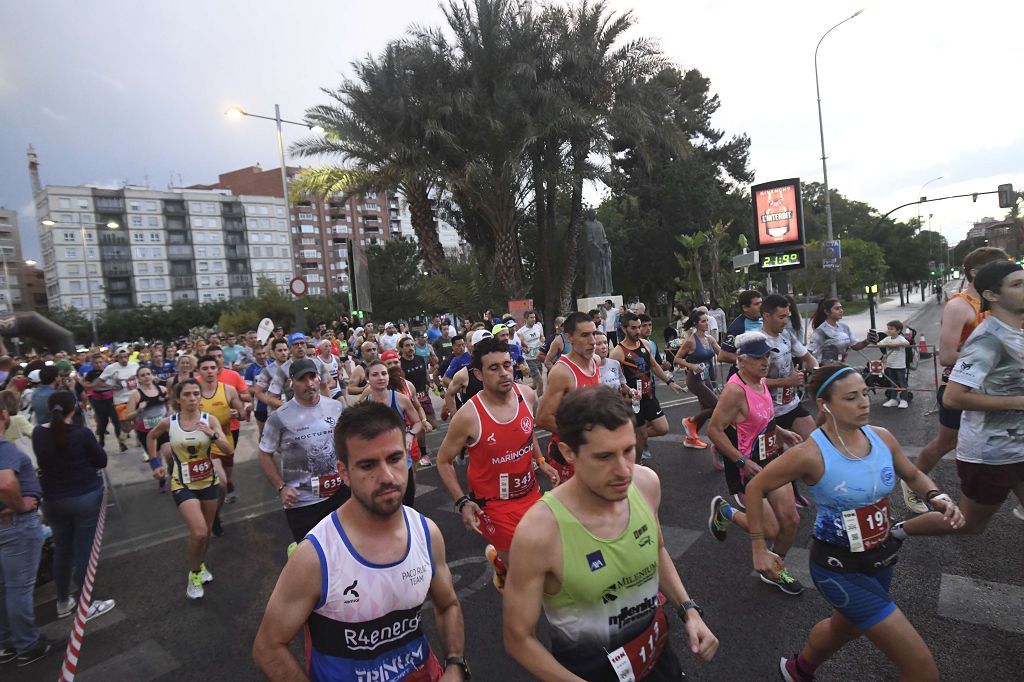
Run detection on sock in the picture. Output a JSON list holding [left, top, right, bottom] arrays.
[[891, 523, 908, 541], [795, 654, 818, 676], [721, 504, 736, 521]]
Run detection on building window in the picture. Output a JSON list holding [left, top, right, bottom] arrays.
[[148, 233, 160, 242], [196, 247, 207, 257], [68, 264, 81, 275], [298, 213, 314, 220], [152, 263, 164, 274], [141, 293, 152, 303], [129, 201, 141, 211], [135, 247, 148, 258], [58, 197, 71, 209], [63, 232, 76, 242], [70, 281, 83, 292], [61, 214, 74, 223], [210, 247, 221, 257], [137, 262, 149, 274], [204, 202, 217, 213], [147, 216, 159, 227], [65, 247, 80, 259], [131, 216, 143, 227], [145, 201, 157, 211], [198, 261, 209, 272], [78, 199, 90, 210], [133, 232, 145, 243]]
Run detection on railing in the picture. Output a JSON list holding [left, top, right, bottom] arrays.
[[172, 275, 196, 288]]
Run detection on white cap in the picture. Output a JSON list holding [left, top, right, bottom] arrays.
[[470, 329, 493, 346], [27, 369, 41, 383]]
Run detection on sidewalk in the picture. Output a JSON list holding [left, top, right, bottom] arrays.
[[841, 291, 935, 340]]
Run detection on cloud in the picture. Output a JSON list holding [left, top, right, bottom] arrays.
[[40, 106, 67, 122]]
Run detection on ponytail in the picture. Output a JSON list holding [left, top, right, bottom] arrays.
[[47, 390, 77, 450]]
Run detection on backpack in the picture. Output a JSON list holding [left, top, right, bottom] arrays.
[[901, 326, 919, 370]]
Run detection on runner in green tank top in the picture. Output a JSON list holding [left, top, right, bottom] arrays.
[[504, 386, 719, 681]]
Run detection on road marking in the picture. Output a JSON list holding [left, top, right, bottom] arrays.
[[748, 547, 812, 589], [42, 608, 126, 641], [77, 638, 180, 681], [938, 573, 1024, 635], [661, 525, 701, 559], [416, 484, 437, 497]]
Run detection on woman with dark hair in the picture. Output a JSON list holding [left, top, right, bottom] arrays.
[[674, 310, 722, 449], [125, 366, 170, 492], [743, 364, 963, 681], [32, 391, 116, 622], [808, 298, 870, 364]]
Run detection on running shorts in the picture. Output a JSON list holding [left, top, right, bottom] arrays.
[[418, 392, 436, 418], [937, 385, 962, 431], [809, 562, 896, 630], [526, 358, 543, 378], [173, 483, 221, 507], [775, 403, 810, 431], [635, 394, 664, 427], [476, 496, 540, 553], [212, 430, 237, 467], [957, 459, 1024, 505], [547, 440, 575, 482]]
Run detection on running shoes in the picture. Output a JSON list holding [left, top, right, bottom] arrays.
[[708, 496, 731, 542], [760, 569, 805, 596]]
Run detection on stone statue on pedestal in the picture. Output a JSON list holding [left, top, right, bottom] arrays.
[[583, 210, 613, 297]]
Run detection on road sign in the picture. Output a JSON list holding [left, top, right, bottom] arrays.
[[732, 251, 759, 269], [289, 277, 308, 297]]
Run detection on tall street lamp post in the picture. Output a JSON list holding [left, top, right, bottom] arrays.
[[42, 218, 119, 346], [225, 105, 324, 330], [815, 8, 864, 298]]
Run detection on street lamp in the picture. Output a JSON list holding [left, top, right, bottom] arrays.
[[815, 8, 864, 298], [42, 218, 119, 345], [226, 104, 325, 329]]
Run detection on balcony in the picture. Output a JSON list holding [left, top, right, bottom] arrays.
[[172, 275, 196, 288], [221, 203, 244, 216], [166, 217, 187, 231], [223, 219, 245, 232], [109, 294, 133, 309], [228, 273, 251, 286], [95, 196, 125, 211], [167, 233, 190, 245], [230, 286, 252, 299], [168, 245, 193, 259], [102, 263, 132, 277], [225, 245, 249, 259], [100, 247, 130, 260], [164, 201, 186, 215], [99, 232, 128, 246]]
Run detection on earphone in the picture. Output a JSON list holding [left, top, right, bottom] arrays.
[[823, 404, 832, 414]]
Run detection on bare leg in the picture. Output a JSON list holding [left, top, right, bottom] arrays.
[[727, 499, 781, 541], [903, 494, 1001, 536], [915, 425, 957, 475], [634, 425, 649, 464], [177, 499, 210, 572], [765, 484, 800, 555]]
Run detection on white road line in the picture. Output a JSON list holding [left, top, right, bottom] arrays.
[[938, 573, 1024, 635]]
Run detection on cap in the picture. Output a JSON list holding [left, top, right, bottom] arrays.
[[55, 360, 74, 372], [505, 320, 516, 328], [116, 346, 129, 355], [471, 329, 494, 346], [288, 332, 307, 345], [380, 350, 400, 362], [737, 337, 778, 358], [973, 260, 1023, 311], [288, 358, 319, 380], [27, 369, 41, 383], [385, 322, 396, 329], [491, 324, 507, 335]]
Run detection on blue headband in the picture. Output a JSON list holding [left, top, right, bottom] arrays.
[[815, 366, 856, 399]]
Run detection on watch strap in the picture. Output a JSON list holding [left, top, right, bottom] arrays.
[[445, 655, 471, 679]]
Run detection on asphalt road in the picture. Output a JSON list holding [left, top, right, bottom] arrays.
[[14, 294, 1023, 681]]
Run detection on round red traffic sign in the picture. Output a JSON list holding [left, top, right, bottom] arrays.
[[289, 277, 308, 297]]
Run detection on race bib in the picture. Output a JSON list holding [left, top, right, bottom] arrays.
[[416, 390, 428, 402], [775, 386, 796, 405], [697, 363, 709, 381], [842, 498, 892, 552], [605, 604, 668, 682], [311, 472, 344, 499], [756, 427, 781, 462], [498, 470, 535, 500], [143, 413, 164, 430], [180, 457, 214, 485]]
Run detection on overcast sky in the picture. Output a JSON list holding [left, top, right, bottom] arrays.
[[2, 0, 1022, 262]]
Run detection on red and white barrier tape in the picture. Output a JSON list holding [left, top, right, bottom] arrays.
[[57, 490, 108, 682]]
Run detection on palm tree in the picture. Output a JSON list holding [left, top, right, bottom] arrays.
[[290, 40, 450, 277]]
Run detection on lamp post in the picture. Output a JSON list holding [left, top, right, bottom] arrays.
[[42, 218, 119, 346], [225, 105, 325, 329], [815, 8, 864, 298]]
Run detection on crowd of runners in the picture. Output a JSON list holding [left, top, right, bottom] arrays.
[[1, 247, 1022, 679]]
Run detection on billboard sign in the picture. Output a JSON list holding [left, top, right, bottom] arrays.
[[751, 178, 805, 251]]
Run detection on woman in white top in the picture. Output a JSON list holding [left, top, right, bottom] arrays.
[[808, 298, 871, 364], [594, 331, 628, 395]]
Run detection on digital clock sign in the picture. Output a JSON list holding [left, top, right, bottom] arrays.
[[760, 248, 805, 272]]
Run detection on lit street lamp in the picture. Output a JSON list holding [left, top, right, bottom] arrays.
[[42, 218, 119, 345], [815, 8, 864, 298]]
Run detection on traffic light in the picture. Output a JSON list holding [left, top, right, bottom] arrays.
[[998, 183, 1015, 209]]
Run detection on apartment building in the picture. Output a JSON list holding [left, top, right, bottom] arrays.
[[0, 209, 26, 313]]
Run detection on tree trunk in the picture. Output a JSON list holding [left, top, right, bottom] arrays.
[[404, 181, 449, 277], [557, 145, 587, 314], [709, 238, 720, 304], [533, 145, 555, 329]]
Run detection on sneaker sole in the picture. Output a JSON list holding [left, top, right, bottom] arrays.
[[759, 573, 804, 596], [778, 657, 797, 682], [707, 496, 727, 541]]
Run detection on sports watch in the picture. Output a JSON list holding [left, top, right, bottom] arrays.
[[678, 599, 705, 620], [735, 455, 748, 468], [445, 655, 472, 679]]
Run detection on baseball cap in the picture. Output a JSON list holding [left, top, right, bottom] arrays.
[[505, 320, 516, 329], [116, 346, 129, 355], [27, 369, 41, 383], [737, 337, 778, 358], [491, 324, 507, 336], [380, 350, 400, 362], [471, 329, 493, 346], [55, 360, 74, 373], [288, 332, 307, 345], [288, 358, 319, 380], [973, 260, 1023, 311]]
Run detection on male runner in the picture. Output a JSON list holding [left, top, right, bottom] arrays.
[[718, 289, 764, 367], [345, 340, 380, 396], [245, 342, 273, 441], [536, 311, 602, 481], [611, 312, 683, 463], [196, 355, 247, 536], [491, 324, 530, 380], [516, 309, 546, 395], [759, 295, 818, 440], [541, 316, 568, 372], [437, 338, 558, 592], [253, 402, 469, 682], [399, 335, 437, 461], [905, 247, 1008, 513], [504, 386, 718, 681], [433, 325, 455, 377], [96, 346, 139, 450], [254, 333, 332, 409], [441, 330, 492, 420], [258, 359, 349, 546]]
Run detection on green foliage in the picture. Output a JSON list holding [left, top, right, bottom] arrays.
[[420, 259, 509, 319], [42, 306, 92, 346], [218, 278, 294, 334], [789, 239, 888, 298], [366, 238, 425, 322]]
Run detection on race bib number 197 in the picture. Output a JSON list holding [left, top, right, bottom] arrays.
[[842, 497, 892, 552]]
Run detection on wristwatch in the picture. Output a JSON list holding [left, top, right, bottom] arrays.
[[445, 655, 472, 679], [678, 599, 704, 620], [735, 455, 748, 468]]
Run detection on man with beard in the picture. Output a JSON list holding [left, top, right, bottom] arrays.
[[399, 336, 436, 464], [253, 402, 469, 682]]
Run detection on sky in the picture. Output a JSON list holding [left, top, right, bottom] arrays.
[[2, 0, 1022, 262]]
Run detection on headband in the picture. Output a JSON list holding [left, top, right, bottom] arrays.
[[815, 366, 856, 400]]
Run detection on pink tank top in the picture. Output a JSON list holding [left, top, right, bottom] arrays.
[[727, 373, 774, 457]]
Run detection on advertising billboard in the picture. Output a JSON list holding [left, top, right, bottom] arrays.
[[751, 178, 804, 251]]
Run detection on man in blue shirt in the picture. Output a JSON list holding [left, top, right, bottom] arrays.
[[719, 290, 764, 367], [31, 366, 60, 425], [426, 317, 442, 344], [442, 333, 475, 386]]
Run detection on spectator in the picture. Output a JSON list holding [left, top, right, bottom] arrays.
[[32, 391, 116, 622], [0, 390, 32, 443], [30, 366, 60, 426], [0, 399, 59, 666]]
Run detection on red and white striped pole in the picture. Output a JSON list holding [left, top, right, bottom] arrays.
[[58, 491, 108, 682]]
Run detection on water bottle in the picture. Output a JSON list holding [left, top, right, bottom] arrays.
[[631, 379, 641, 414]]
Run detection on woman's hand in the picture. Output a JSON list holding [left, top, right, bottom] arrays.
[[752, 547, 783, 582]]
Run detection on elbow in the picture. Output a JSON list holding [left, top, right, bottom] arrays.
[[942, 390, 964, 410]]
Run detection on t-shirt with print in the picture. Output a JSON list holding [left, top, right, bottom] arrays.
[[264, 357, 331, 411], [99, 362, 141, 405], [948, 316, 1024, 466], [599, 358, 626, 390], [763, 327, 807, 418], [518, 323, 545, 359], [0, 437, 41, 511], [259, 397, 345, 508], [809, 321, 860, 364]]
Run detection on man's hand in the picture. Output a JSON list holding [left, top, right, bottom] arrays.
[[152, 466, 166, 481], [19, 496, 39, 513], [537, 462, 559, 486], [683, 613, 719, 663], [439, 666, 465, 682], [441, 406, 452, 421], [786, 370, 805, 387], [279, 486, 299, 508], [459, 501, 483, 533], [742, 459, 763, 477]]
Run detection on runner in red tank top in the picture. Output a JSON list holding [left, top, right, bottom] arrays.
[[438, 337, 558, 591], [536, 312, 602, 482]]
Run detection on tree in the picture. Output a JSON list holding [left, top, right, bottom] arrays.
[[366, 238, 425, 322], [789, 239, 888, 299], [675, 230, 707, 302], [218, 277, 295, 333], [43, 306, 91, 347]]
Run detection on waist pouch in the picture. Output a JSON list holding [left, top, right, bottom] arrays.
[[810, 536, 901, 576]]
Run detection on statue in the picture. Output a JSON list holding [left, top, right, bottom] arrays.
[[583, 210, 613, 296]]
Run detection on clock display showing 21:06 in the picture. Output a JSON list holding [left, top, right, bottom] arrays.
[[762, 251, 801, 268]]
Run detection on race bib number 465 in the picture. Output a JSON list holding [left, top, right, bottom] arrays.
[[181, 458, 213, 485]]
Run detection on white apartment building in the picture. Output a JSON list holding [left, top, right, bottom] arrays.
[[0, 209, 26, 313], [34, 185, 293, 316]]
